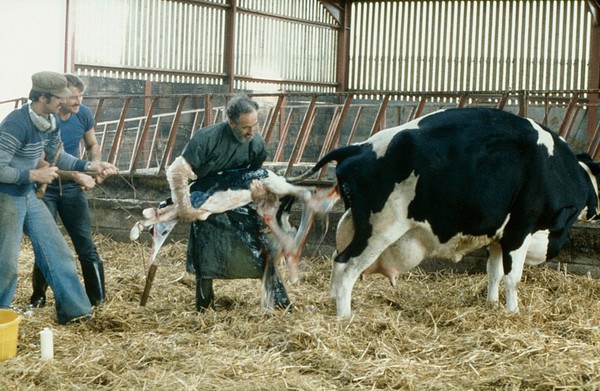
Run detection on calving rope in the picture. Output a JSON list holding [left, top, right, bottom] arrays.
[[91, 172, 187, 302], [90, 172, 139, 221]]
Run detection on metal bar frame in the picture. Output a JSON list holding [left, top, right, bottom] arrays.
[[285, 95, 318, 176], [158, 96, 187, 173], [130, 97, 159, 173], [107, 97, 131, 165]]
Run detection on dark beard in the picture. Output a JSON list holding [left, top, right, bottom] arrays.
[[232, 128, 252, 144]]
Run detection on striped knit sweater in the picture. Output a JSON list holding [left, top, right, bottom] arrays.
[[0, 104, 87, 196]]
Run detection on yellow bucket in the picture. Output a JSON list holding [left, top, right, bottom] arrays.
[[0, 309, 21, 361]]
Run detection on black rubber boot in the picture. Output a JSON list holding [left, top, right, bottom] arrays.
[[80, 261, 106, 306], [195, 276, 214, 311], [29, 264, 48, 308]]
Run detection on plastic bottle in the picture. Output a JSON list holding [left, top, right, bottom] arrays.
[[40, 327, 54, 360]]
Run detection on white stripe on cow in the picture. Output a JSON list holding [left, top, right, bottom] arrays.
[[527, 118, 555, 156], [366, 110, 448, 159]]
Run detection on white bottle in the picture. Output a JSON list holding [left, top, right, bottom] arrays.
[[40, 327, 54, 360]]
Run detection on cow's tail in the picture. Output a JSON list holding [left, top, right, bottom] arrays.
[[287, 145, 362, 183]]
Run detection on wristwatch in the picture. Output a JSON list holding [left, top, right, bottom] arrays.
[[84, 161, 93, 171]]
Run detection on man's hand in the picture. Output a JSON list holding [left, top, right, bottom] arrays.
[[73, 172, 96, 191], [86, 161, 119, 178], [30, 166, 59, 184], [94, 174, 105, 185]]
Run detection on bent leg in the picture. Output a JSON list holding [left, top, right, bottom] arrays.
[[0, 193, 26, 308], [24, 193, 91, 324]]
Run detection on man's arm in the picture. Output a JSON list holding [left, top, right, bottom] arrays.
[[82, 126, 105, 184], [58, 170, 97, 190], [50, 126, 103, 190], [37, 155, 94, 190], [83, 126, 101, 161]]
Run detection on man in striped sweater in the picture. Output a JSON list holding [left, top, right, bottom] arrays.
[[0, 71, 117, 324]]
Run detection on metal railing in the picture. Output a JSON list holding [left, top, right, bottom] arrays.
[[86, 89, 600, 177]]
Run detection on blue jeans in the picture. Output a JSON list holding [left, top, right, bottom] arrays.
[[0, 189, 92, 324], [34, 183, 105, 305]]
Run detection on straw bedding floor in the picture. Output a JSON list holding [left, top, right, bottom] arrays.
[[1, 235, 599, 390]]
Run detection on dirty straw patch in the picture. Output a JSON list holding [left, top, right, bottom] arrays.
[[2, 236, 600, 390]]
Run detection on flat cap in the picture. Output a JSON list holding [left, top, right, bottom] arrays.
[[31, 71, 71, 98]]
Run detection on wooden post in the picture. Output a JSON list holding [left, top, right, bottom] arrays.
[[588, 2, 600, 145], [224, 0, 237, 92]]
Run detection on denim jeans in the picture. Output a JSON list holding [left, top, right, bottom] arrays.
[[0, 189, 92, 324], [41, 183, 105, 304]]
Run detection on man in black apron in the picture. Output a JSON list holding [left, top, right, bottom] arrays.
[[170, 95, 290, 310]]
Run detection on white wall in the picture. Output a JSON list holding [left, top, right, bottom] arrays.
[[0, 0, 66, 118]]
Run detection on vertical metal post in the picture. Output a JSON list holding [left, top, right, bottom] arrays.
[[496, 93, 509, 110], [588, 5, 600, 145], [285, 96, 318, 176], [273, 107, 294, 162], [64, 0, 71, 72], [159, 96, 187, 173], [517, 90, 528, 117], [203, 95, 213, 127], [93, 98, 105, 124], [368, 94, 390, 137], [144, 80, 152, 115], [336, 3, 350, 92], [262, 95, 285, 144], [326, 95, 353, 152], [108, 97, 131, 165], [558, 93, 580, 138], [130, 97, 158, 173], [317, 95, 353, 180], [224, 0, 237, 92]]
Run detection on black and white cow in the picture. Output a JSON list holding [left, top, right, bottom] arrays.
[[293, 107, 600, 318]]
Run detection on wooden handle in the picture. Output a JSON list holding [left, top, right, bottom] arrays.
[[140, 264, 158, 306]]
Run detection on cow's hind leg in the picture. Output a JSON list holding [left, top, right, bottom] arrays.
[[486, 242, 503, 306], [330, 209, 353, 298], [330, 260, 347, 299], [502, 234, 531, 313]]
